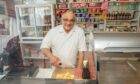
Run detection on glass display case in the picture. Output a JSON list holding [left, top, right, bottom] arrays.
[[15, 4, 54, 39], [15, 4, 54, 66]]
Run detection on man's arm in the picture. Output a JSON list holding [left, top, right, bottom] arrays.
[[42, 48, 60, 67], [77, 51, 84, 69], [40, 29, 61, 67], [88, 51, 95, 67], [88, 51, 96, 79], [75, 51, 84, 79]]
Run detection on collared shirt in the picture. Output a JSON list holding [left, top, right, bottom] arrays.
[[40, 25, 87, 68], [87, 32, 94, 52]]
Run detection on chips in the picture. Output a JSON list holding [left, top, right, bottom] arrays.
[[56, 72, 74, 79]]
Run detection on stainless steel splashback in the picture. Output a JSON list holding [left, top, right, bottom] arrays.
[[94, 33, 140, 52]]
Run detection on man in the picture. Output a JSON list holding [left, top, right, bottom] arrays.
[[40, 11, 87, 79]]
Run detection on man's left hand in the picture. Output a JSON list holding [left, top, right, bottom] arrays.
[[74, 67, 83, 79], [88, 65, 96, 80]]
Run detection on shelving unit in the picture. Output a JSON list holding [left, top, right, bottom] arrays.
[[106, 0, 140, 33], [54, 0, 106, 33], [15, 4, 54, 67], [54, 0, 140, 33], [16, 4, 54, 39]]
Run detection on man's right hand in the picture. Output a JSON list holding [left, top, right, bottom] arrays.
[[50, 56, 61, 67], [41, 48, 61, 67]]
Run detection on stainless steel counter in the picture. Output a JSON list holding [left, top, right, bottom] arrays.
[[0, 76, 97, 84], [0, 66, 97, 84]]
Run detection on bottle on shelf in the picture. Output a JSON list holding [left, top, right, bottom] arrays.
[[119, 12, 122, 20], [121, 12, 124, 20], [112, 12, 115, 20], [107, 12, 110, 20], [114, 12, 118, 20], [125, 12, 129, 20], [116, 12, 119, 20], [128, 12, 131, 20], [110, 12, 113, 20]]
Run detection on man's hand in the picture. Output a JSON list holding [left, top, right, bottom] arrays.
[[74, 67, 83, 79], [88, 65, 96, 80], [41, 48, 61, 67], [50, 56, 61, 67]]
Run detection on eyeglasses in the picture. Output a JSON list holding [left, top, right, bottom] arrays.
[[62, 19, 75, 23]]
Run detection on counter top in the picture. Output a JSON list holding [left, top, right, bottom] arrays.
[[0, 66, 97, 84], [0, 76, 97, 84]]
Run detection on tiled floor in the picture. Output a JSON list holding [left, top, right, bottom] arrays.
[[98, 60, 140, 84]]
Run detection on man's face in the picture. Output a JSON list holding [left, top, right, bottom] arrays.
[[62, 12, 75, 32]]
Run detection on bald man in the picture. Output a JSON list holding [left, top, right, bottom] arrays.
[[40, 11, 87, 79]]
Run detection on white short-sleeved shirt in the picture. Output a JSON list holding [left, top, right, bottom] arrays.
[[88, 32, 95, 52], [40, 25, 87, 68]]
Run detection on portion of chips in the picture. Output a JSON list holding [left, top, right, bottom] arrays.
[[56, 72, 74, 79]]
